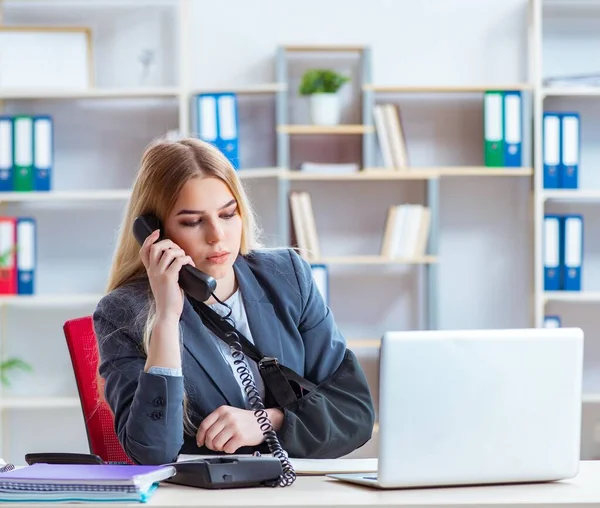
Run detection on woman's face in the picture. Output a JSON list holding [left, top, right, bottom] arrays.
[[164, 176, 242, 280]]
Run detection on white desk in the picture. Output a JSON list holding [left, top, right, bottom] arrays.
[[14, 460, 600, 508]]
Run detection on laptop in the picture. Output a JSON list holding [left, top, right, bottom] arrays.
[[329, 327, 583, 489]]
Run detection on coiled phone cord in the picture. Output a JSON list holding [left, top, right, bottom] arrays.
[[211, 294, 297, 488]]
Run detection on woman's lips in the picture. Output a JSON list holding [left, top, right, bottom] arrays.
[[206, 252, 229, 264]]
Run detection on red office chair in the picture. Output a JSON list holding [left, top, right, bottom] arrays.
[[63, 316, 133, 464]]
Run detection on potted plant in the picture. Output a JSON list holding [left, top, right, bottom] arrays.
[[298, 69, 350, 126], [0, 357, 31, 387]]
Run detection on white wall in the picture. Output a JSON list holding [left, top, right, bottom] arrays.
[[2, 0, 600, 463]]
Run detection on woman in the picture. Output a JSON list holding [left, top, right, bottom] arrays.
[[93, 137, 375, 465]]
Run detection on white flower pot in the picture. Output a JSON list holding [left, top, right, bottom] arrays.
[[309, 93, 341, 126]]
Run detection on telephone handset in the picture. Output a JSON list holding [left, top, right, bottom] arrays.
[[132, 213, 217, 302]]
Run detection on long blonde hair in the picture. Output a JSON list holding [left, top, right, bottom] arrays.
[[107, 137, 260, 293], [103, 137, 261, 434]]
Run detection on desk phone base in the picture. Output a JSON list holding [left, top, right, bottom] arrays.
[[167, 457, 283, 489]]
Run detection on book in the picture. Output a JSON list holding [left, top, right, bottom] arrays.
[[0, 463, 175, 502]]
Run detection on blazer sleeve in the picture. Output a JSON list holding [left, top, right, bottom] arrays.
[[288, 249, 347, 384], [277, 249, 375, 458], [93, 292, 185, 465]]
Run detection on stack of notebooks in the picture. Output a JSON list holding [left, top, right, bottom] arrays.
[[0, 463, 175, 503]]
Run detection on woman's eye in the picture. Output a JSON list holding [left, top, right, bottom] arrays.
[[181, 220, 201, 227], [221, 211, 237, 219]]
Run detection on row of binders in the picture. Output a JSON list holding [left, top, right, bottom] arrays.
[[381, 204, 431, 259], [194, 93, 240, 169], [483, 90, 523, 168], [0, 115, 53, 192], [543, 214, 582, 291], [0, 217, 36, 295], [543, 112, 579, 189]]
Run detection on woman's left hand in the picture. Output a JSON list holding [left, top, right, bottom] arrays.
[[196, 406, 284, 453]]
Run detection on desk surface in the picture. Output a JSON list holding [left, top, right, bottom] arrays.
[[15, 460, 600, 508]]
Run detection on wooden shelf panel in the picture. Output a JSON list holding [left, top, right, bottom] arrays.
[[0, 190, 131, 202], [0, 294, 103, 307], [283, 45, 365, 53], [436, 167, 533, 177], [277, 125, 373, 135], [583, 393, 600, 404], [543, 291, 600, 303], [543, 189, 600, 201], [0, 87, 180, 100], [236, 168, 284, 179], [347, 338, 381, 348], [190, 83, 286, 95], [543, 87, 600, 97], [0, 397, 80, 409], [364, 84, 533, 93], [363, 167, 532, 177], [312, 256, 437, 265], [288, 169, 438, 181]]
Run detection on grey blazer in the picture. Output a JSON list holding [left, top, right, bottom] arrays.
[[93, 248, 373, 465]]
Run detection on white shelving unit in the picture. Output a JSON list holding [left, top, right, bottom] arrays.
[[532, 0, 600, 437]]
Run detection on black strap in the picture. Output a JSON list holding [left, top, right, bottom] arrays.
[[188, 297, 312, 408]]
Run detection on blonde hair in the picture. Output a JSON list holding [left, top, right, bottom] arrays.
[[107, 137, 260, 293], [103, 137, 261, 434]]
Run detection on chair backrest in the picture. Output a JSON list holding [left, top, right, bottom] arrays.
[[63, 316, 133, 464]]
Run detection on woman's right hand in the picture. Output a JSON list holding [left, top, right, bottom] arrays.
[[139, 229, 195, 321]]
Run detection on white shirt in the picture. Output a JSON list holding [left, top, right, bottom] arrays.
[[208, 290, 267, 409]]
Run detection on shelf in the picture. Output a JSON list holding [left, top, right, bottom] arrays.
[[435, 167, 533, 177], [282, 45, 366, 53], [0, 397, 80, 409], [190, 83, 286, 95], [364, 84, 534, 93], [314, 256, 437, 265], [542, 189, 600, 201], [236, 168, 284, 179], [347, 338, 381, 348], [583, 393, 600, 404], [543, 87, 600, 97], [277, 125, 373, 135], [0, 87, 180, 100], [0, 190, 131, 203], [0, 294, 103, 307], [287, 169, 439, 181], [362, 167, 533, 178], [543, 292, 600, 303]]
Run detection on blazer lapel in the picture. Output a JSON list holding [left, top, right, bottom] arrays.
[[180, 298, 246, 409], [233, 256, 285, 366]]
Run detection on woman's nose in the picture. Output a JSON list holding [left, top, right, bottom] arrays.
[[206, 221, 224, 244]]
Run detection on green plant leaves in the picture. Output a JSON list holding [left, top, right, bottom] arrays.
[[299, 69, 350, 95], [0, 357, 32, 387]]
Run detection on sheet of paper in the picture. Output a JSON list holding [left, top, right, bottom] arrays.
[[290, 458, 378, 475]]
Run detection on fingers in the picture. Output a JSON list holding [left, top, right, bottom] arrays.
[[196, 408, 223, 447], [157, 247, 186, 272], [139, 229, 159, 268], [222, 436, 243, 454], [204, 421, 229, 451], [149, 239, 178, 268], [166, 255, 194, 275]]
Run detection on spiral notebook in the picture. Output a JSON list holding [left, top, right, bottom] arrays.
[[0, 463, 175, 503]]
